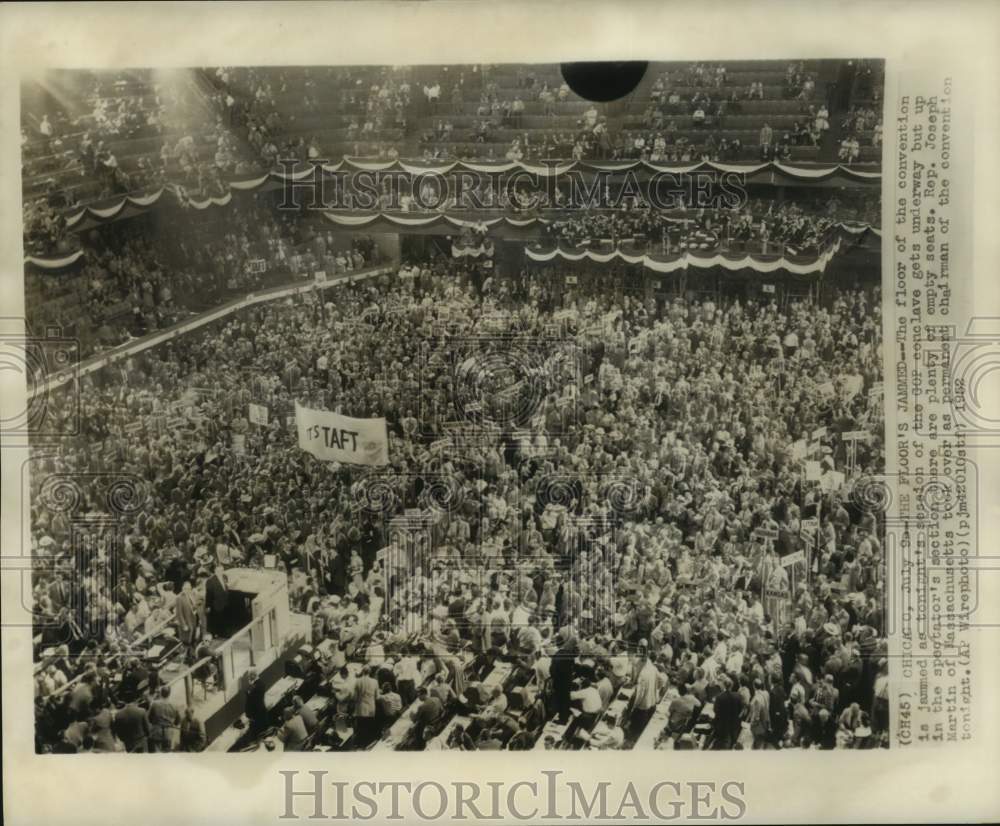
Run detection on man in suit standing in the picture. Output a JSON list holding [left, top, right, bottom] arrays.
[[353, 666, 380, 747], [48, 577, 72, 613], [711, 676, 745, 750], [409, 686, 443, 746], [549, 630, 577, 725], [113, 700, 151, 753], [174, 581, 200, 649], [204, 565, 230, 638], [630, 645, 663, 739], [244, 668, 269, 738]]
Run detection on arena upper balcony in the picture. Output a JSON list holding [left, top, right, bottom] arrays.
[[22, 60, 882, 263]]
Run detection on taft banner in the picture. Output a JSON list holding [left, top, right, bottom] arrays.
[[295, 401, 389, 466]]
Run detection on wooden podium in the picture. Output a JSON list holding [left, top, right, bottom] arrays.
[[221, 567, 290, 653]]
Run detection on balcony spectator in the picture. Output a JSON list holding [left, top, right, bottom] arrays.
[[759, 122, 774, 160], [540, 85, 556, 117], [838, 136, 860, 164], [815, 105, 830, 134], [423, 80, 441, 112]]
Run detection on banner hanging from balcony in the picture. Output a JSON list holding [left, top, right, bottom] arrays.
[[58, 157, 881, 233], [333, 157, 882, 182], [33, 208, 875, 270], [24, 249, 87, 270], [451, 239, 495, 258], [525, 237, 845, 277]]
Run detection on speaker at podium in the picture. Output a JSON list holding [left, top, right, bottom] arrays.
[[214, 568, 290, 651]]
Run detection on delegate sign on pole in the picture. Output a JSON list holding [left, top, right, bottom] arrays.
[[295, 401, 390, 466]]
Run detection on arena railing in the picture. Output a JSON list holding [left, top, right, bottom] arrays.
[[162, 601, 282, 709], [29, 262, 395, 404]]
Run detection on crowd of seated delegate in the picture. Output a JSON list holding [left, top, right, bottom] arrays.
[[24, 182, 877, 362], [837, 105, 882, 163], [31, 251, 886, 752], [535, 192, 880, 256]]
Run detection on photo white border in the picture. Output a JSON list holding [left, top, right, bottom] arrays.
[[2, 2, 999, 824]]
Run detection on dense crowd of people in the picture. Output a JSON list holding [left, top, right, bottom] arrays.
[[207, 66, 414, 168], [22, 72, 228, 205], [410, 61, 829, 165], [538, 191, 881, 256], [22, 59, 887, 755], [21, 71, 257, 257], [31, 237, 887, 752], [23, 195, 78, 257], [25, 197, 379, 358], [621, 62, 822, 164], [24, 60, 883, 258]]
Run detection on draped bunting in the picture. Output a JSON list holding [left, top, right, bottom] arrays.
[[282, 165, 323, 180], [451, 239, 495, 258], [838, 221, 882, 237], [525, 237, 845, 277], [228, 173, 271, 190], [65, 187, 167, 227], [56, 156, 881, 232], [321, 209, 880, 237], [443, 215, 504, 229], [398, 160, 458, 176], [323, 211, 532, 230], [181, 191, 233, 210], [322, 213, 384, 227], [330, 157, 881, 182], [33, 203, 877, 270], [24, 249, 87, 270], [63, 184, 236, 229]]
